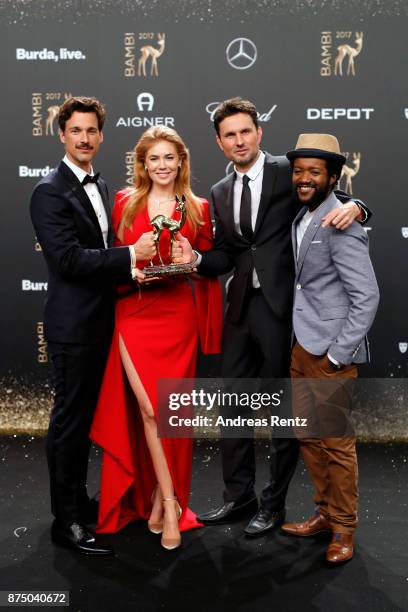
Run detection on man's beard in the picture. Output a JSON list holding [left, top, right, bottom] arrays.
[[232, 149, 259, 170], [293, 183, 331, 210]]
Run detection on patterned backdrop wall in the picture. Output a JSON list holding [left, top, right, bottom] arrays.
[[0, 1, 407, 432]]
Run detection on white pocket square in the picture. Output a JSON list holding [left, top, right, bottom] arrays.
[[311, 240, 322, 244]]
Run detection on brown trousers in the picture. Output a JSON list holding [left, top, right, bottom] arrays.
[[291, 342, 358, 534]]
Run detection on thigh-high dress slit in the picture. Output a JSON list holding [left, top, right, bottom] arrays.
[[90, 190, 222, 533]]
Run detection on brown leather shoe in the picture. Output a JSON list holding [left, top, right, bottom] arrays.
[[326, 532, 354, 563], [281, 512, 332, 536]]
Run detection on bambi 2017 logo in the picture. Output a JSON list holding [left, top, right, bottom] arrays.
[[31, 93, 72, 137], [124, 33, 166, 78], [321, 31, 364, 77]]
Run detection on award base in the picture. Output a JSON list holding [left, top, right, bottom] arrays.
[[142, 263, 195, 278]]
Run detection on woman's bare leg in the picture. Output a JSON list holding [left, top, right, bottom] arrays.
[[118, 334, 180, 541]]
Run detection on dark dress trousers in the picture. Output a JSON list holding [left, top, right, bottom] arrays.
[[30, 161, 131, 525], [198, 152, 370, 510]]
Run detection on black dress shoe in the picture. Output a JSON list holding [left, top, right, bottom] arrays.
[[244, 508, 286, 537], [197, 496, 258, 525], [51, 521, 113, 555]]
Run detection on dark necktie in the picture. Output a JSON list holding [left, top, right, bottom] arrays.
[[240, 174, 253, 240], [82, 172, 100, 186]]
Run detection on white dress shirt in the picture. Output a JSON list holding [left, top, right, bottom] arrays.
[[63, 155, 109, 248], [234, 151, 265, 288], [233, 151, 265, 235], [296, 208, 315, 258], [195, 152, 266, 285]]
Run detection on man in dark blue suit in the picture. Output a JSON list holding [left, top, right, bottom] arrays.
[[30, 96, 154, 554]]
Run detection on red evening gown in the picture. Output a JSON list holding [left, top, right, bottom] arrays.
[[90, 190, 223, 533]]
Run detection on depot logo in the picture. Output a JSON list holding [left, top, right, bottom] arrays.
[[307, 108, 374, 120], [17, 48, 86, 62]]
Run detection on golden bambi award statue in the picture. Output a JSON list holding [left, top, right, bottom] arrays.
[[142, 194, 195, 278]]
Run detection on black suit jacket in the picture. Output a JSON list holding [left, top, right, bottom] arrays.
[[199, 152, 294, 323], [198, 152, 370, 324], [30, 161, 131, 344]]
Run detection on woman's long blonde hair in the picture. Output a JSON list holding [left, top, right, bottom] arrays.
[[119, 126, 203, 237]]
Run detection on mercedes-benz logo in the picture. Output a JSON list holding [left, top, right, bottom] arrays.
[[226, 38, 257, 70]]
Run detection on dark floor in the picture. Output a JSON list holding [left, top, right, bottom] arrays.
[[0, 437, 407, 612]]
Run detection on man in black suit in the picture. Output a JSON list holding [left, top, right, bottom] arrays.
[[174, 97, 369, 536], [30, 96, 154, 554]]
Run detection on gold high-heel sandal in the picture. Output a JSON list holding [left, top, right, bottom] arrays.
[[161, 498, 182, 551], [147, 486, 163, 534]]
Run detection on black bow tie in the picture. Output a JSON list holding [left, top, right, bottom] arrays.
[[82, 173, 100, 185]]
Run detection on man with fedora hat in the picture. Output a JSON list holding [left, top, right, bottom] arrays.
[[281, 133, 379, 563]]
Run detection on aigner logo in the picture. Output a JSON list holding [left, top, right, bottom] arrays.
[[401, 227, 408, 239], [31, 92, 72, 137], [226, 38, 257, 70], [137, 92, 154, 111], [116, 93, 175, 128], [339, 153, 361, 195], [399, 343, 408, 354], [124, 33, 166, 77], [321, 31, 364, 77]]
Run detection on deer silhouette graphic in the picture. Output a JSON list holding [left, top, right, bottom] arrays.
[[340, 153, 361, 194], [138, 33, 166, 77], [45, 93, 71, 136], [150, 194, 186, 265], [334, 32, 364, 76]]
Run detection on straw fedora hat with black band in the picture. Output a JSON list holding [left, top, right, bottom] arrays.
[[286, 134, 346, 165]]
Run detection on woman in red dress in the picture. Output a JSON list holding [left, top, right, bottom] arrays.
[[90, 127, 222, 550]]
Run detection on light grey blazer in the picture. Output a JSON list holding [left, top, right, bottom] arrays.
[[292, 191, 379, 365]]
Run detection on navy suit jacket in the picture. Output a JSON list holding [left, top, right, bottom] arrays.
[[30, 161, 130, 344]]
